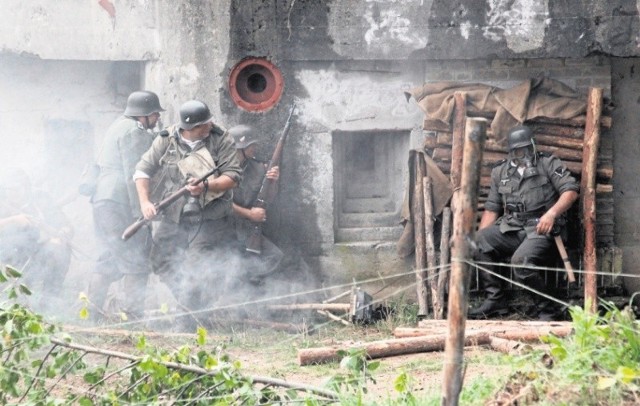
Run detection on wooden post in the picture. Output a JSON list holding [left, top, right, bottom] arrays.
[[414, 153, 429, 317], [581, 87, 603, 313], [450, 92, 467, 211], [437, 207, 452, 320], [423, 177, 440, 318], [441, 117, 486, 406]]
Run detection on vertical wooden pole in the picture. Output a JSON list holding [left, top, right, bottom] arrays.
[[581, 87, 603, 313], [437, 207, 452, 319], [450, 92, 467, 211], [423, 177, 441, 318], [441, 117, 486, 406], [414, 153, 429, 317]]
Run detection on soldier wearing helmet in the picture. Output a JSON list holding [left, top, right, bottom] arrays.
[[228, 125, 283, 284], [468, 124, 579, 321], [87, 90, 165, 323], [133, 100, 242, 330]]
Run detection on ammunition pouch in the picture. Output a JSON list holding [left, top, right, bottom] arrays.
[[180, 195, 202, 224]]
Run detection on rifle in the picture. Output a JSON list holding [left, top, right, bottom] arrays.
[[121, 167, 219, 241], [244, 105, 296, 254]]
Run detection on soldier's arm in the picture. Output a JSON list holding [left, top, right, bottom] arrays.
[[232, 202, 266, 222], [537, 190, 579, 235], [135, 177, 156, 220], [478, 210, 499, 230]]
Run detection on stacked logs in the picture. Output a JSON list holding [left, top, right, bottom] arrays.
[[423, 114, 614, 247]]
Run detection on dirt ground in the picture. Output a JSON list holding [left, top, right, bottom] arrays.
[[62, 316, 515, 404]]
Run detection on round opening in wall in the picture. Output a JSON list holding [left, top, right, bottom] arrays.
[[229, 58, 284, 112]]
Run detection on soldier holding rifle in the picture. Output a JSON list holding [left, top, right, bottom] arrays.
[[133, 100, 242, 330], [229, 125, 284, 283]]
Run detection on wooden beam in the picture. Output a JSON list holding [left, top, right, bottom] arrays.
[[582, 87, 603, 313], [414, 153, 429, 317], [442, 117, 486, 406]]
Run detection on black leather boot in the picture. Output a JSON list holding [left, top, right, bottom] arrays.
[[468, 299, 509, 319]]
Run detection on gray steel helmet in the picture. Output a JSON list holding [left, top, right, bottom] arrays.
[[507, 125, 535, 150], [228, 125, 259, 149], [123, 91, 165, 117], [179, 100, 214, 130]]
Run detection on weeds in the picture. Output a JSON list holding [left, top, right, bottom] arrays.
[[499, 302, 640, 404]]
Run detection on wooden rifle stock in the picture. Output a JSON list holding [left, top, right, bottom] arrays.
[[121, 166, 219, 241], [245, 105, 296, 254]]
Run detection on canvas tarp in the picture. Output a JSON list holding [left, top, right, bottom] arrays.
[[405, 76, 587, 144]]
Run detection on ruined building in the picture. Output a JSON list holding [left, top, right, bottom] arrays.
[[2, 1, 640, 302]]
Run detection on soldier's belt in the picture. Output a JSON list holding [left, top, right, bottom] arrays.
[[509, 211, 545, 221]]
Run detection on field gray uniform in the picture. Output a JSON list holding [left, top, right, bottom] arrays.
[[89, 117, 154, 319], [135, 125, 242, 313], [233, 158, 283, 281], [475, 152, 579, 304]]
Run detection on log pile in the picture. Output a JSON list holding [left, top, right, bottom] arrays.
[[422, 102, 615, 249], [297, 320, 571, 365]]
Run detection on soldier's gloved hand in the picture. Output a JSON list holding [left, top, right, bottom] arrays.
[[248, 207, 267, 223], [536, 210, 557, 235], [266, 166, 279, 181]]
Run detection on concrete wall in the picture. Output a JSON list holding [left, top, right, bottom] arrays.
[[2, 0, 640, 301], [611, 58, 640, 298], [0, 0, 159, 60]]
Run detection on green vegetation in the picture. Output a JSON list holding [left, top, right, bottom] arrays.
[[498, 302, 640, 404], [3, 265, 640, 405]]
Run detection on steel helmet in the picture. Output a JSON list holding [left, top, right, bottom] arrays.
[[179, 100, 214, 130], [123, 91, 165, 117], [228, 125, 259, 149], [507, 125, 535, 150]]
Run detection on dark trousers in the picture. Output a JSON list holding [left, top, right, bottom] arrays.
[[151, 216, 239, 312], [475, 224, 556, 303], [89, 201, 150, 318]]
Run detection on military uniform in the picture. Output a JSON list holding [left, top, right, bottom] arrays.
[[475, 152, 579, 309], [135, 124, 242, 313], [89, 117, 155, 319], [233, 158, 283, 280], [0, 184, 71, 312]]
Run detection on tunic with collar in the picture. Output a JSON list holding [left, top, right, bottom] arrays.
[[135, 124, 242, 224], [93, 116, 155, 218], [485, 153, 579, 234]]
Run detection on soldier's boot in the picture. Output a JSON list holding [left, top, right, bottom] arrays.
[[468, 298, 509, 319], [120, 274, 149, 323], [468, 270, 509, 319], [519, 273, 565, 321], [86, 273, 117, 323]]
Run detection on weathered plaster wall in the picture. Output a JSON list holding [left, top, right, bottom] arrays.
[[146, 1, 232, 122], [277, 0, 640, 61], [2, 0, 640, 299], [0, 0, 159, 60]]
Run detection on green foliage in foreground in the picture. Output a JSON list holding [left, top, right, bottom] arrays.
[[6, 261, 640, 405], [504, 302, 640, 404], [0, 266, 421, 405]]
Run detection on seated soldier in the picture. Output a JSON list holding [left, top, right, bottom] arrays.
[[469, 125, 579, 321]]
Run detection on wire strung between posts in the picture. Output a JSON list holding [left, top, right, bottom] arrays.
[[92, 263, 454, 330], [474, 260, 640, 279], [457, 257, 570, 308]]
